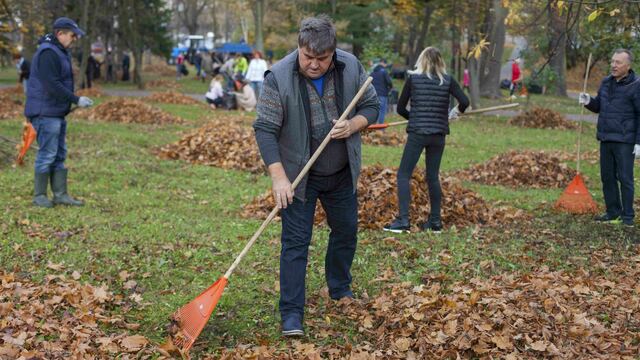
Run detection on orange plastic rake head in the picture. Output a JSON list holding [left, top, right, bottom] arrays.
[[554, 173, 598, 214], [170, 277, 228, 352], [16, 122, 36, 166]]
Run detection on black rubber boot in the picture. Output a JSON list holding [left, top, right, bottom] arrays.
[[33, 172, 53, 208], [51, 169, 84, 206]]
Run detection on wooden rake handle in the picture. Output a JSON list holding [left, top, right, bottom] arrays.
[[223, 77, 374, 279], [366, 103, 520, 129], [577, 53, 592, 174]]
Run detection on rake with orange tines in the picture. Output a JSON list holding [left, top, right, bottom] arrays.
[[16, 122, 37, 166], [169, 77, 374, 353], [555, 53, 598, 214], [366, 103, 521, 130]]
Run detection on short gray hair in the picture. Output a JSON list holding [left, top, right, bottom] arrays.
[[298, 15, 336, 55], [614, 48, 633, 63]]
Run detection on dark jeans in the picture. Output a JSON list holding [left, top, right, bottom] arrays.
[[205, 97, 223, 107], [600, 141, 635, 221], [377, 96, 388, 124], [31, 116, 67, 174], [279, 167, 358, 319], [397, 133, 445, 222]]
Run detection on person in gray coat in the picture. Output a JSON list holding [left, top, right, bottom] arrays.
[[253, 15, 379, 337]]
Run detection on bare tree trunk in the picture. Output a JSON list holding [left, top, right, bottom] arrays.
[[79, 0, 91, 89], [133, 48, 143, 88], [20, 0, 44, 60], [469, 57, 481, 109], [210, 0, 218, 44], [406, 4, 433, 67], [414, 3, 433, 60], [480, 0, 507, 98], [224, 1, 231, 42], [253, 0, 264, 53], [549, 1, 567, 96]]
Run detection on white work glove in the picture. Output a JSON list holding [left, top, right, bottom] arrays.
[[633, 144, 640, 159], [578, 92, 590, 106], [78, 96, 94, 108], [448, 106, 460, 121]]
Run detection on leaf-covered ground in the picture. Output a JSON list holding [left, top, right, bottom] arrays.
[[1, 85, 639, 359]]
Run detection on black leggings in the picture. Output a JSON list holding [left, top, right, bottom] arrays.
[[397, 132, 445, 222]]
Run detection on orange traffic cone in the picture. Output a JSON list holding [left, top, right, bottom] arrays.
[[554, 173, 598, 214]]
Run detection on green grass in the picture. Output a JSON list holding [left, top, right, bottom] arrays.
[[0, 66, 18, 84], [1, 93, 637, 357]]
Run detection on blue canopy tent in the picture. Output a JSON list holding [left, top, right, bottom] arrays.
[[215, 43, 253, 54]]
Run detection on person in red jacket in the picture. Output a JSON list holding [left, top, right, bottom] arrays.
[[510, 57, 522, 98]]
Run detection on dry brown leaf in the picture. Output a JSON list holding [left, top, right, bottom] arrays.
[[120, 335, 149, 352]]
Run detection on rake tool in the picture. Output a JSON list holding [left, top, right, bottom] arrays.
[[366, 103, 521, 130], [554, 53, 598, 214], [169, 77, 374, 353], [16, 122, 37, 165], [1, 123, 38, 165], [4, 106, 81, 166]]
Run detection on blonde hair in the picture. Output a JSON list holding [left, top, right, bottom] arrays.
[[409, 47, 447, 85]]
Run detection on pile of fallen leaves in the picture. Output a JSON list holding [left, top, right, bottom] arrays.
[[362, 130, 406, 146], [215, 249, 640, 359], [0, 85, 25, 96], [242, 165, 523, 230], [0, 94, 23, 120], [157, 121, 264, 173], [80, 98, 184, 125], [0, 270, 160, 358], [146, 91, 201, 105], [143, 64, 176, 76], [508, 107, 578, 130], [455, 150, 578, 188], [145, 79, 181, 90], [76, 87, 104, 98]]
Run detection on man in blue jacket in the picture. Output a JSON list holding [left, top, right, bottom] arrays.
[[579, 49, 640, 226], [370, 58, 393, 124], [25, 17, 94, 208]]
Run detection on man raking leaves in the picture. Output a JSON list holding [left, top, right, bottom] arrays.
[[168, 15, 378, 353], [253, 15, 379, 337]]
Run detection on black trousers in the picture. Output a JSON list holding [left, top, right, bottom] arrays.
[[600, 141, 635, 220], [397, 132, 445, 222]]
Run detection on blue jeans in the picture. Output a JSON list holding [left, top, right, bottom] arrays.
[[600, 141, 635, 221], [251, 81, 263, 98], [377, 96, 388, 124], [279, 167, 358, 319], [31, 117, 67, 174]]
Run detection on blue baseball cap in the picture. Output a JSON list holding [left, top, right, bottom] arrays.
[[53, 17, 85, 37]]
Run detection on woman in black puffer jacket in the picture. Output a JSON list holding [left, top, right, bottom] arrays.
[[383, 47, 469, 233]]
